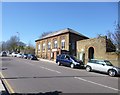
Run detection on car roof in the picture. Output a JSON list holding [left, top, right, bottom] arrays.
[[90, 59, 108, 61]]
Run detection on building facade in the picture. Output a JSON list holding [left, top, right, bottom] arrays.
[[77, 36, 120, 66], [35, 28, 88, 61]]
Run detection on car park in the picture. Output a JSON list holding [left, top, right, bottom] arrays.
[[56, 54, 84, 68], [27, 54, 38, 60], [85, 59, 120, 77]]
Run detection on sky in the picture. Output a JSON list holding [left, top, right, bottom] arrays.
[[2, 2, 118, 46]]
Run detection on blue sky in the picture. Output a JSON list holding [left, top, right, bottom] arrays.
[[2, 2, 118, 46]]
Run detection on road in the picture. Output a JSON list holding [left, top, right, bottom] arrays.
[[0, 57, 120, 94]]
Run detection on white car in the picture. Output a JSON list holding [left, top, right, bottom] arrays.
[[12, 52, 18, 57], [86, 59, 120, 77], [16, 53, 22, 58]]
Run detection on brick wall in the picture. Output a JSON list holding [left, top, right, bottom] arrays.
[[77, 37, 119, 66]]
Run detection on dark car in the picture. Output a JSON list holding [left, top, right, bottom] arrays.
[[22, 54, 28, 59], [27, 54, 38, 60], [56, 54, 84, 68]]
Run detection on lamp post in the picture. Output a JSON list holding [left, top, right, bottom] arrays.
[[16, 32, 20, 53]]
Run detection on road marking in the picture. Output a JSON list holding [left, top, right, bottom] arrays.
[[74, 77, 120, 91], [39, 66, 61, 74], [0, 72, 15, 93]]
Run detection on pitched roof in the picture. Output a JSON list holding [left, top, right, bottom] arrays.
[[35, 28, 89, 42]]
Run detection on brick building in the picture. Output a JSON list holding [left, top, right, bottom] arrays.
[[77, 36, 120, 66], [35, 28, 88, 61]]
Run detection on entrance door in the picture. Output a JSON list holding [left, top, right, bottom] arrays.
[[88, 47, 94, 60]]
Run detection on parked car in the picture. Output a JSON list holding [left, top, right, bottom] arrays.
[[27, 54, 38, 60], [22, 54, 28, 59], [0, 51, 7, 57], [16, 53, 22, 58], [85, 59, 120, 77], [56, 54, 84, 68], [12, 52, 18, 57]]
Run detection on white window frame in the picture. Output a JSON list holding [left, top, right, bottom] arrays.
[[48, 42, 51, 50], [54, 40, 57, 49], [43, 43, 46, 50], [61, 39, 65, 49], [38, 44, 40, 51]]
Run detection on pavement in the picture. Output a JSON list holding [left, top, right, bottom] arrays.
[[0, 74, 7, 95], [38, 58, 56, 64], [0, 79, 5, 91]]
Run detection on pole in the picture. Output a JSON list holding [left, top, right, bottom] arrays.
[[16, 32, 20, 53]]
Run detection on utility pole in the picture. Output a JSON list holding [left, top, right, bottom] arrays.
[[16, 32, 20, 53]]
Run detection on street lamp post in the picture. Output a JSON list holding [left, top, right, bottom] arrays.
[[16, 32, 20, 53]]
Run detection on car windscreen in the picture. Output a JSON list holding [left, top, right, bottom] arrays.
[[104, 60, 113, 66]]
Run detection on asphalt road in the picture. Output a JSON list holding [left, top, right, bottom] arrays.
[[0, 57, 120, 94]]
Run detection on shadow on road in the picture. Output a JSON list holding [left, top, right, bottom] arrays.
[[1, 75, 112, 80], [10, 91, 62, 95]]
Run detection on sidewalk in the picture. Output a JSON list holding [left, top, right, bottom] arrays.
[[38, 58, 56, 64], [0, 79, 6, 95], [0, 71, 8, 95]]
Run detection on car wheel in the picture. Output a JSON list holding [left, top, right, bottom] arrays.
[[108, 70, 116, 77], [30, 57, 32, 60], [86, 66, 92, 72], [70, 64, 74, 68], [57, 62, 61, 66]]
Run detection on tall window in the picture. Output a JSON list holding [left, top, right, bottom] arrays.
[[61, 39, 65, 49], [43, 43, 46, 51], [38, 44, 40, 51], [54, 40, 57, 49], [48, 42, 51, 50]]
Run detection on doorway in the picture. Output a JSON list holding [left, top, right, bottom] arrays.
[[88, 47, 94, 60]]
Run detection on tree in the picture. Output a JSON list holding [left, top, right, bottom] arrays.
[[112, 24, 120, 51], [23, 41, 35, 54], [39, 31, 53, 38], [0, 35, 26, 53], [107, 23, 120, 52], [1, 41, 7, 51], [7, 36, 19, 52]]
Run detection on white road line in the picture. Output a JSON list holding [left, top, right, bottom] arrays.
[[39, 66, 61, 74], [16, 59, 61, 74], [74, 77, 120, 91]]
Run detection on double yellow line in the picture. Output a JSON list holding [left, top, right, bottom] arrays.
[[0, 72, 15, 93]]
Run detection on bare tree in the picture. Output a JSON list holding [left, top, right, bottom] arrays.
[[39, 31, 53, 38], [7, 36, 19, 52], [0, 35, 26, 53], [112, 24, 120, 51], [107, 23, 120, 52]]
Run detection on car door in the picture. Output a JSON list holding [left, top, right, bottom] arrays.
[[94, 61, 106, 72], [64, 55, 71, 66], [60, 54, 66, 65]]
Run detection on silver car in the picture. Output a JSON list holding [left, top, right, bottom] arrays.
[[86, 59, 120, 77]]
